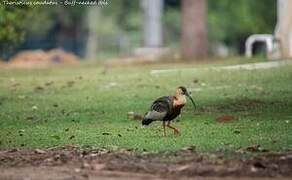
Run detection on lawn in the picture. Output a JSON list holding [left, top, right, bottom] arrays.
[[0, 60, 291, 153]]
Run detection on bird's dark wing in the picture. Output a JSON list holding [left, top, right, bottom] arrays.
[[144, 96, 173, 120], [150, 96, 173, 112]]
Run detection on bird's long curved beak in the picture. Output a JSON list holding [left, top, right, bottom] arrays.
[[186, 92, 196, 109]]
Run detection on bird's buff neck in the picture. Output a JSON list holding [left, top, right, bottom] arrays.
[[173, 94, 187, 106]]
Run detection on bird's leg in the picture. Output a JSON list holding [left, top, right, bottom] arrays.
[[162, 121, 166, 137], [167, 121, 180, 135]]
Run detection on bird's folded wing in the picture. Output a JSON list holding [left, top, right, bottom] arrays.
[[150, 96, 173, 111], [145, 96, 172, 120]]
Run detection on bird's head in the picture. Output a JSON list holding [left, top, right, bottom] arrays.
[[176, 86, 187, 95], [176, 86, 196, 108]]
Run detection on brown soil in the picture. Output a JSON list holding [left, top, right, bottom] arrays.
[[0, 146, 291, 180], [216, 115, 238, 123], [199, 98, 290, 113]]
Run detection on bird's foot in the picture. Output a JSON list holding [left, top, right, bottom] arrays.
[[174, 130, 181, 136]]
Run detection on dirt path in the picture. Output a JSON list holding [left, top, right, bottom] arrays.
[[2, 167, 291, 180], [0, 146, 291, 180], [150, 60, 292, 74], [1, 167, 164, 180]]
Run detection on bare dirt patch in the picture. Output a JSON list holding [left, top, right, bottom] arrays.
[[199, 98, 289, 113], [216, 115, 239, 123], [0, 146, 291, 180]]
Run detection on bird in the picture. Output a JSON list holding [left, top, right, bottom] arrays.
[[142, 86, 196, 136]]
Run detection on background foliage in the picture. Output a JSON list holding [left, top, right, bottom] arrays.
[[0, 0, 277, 59]]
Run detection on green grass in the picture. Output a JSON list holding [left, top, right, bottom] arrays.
[[0, 60, 292, 153]]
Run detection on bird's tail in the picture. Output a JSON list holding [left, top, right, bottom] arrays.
[[141, 118, 154, 126]]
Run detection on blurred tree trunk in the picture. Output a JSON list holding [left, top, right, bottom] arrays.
[[86, 7, 99, 60], [142, 0, 163, 47], [275, 0, 292, 58], [181, 0, 208, 60]]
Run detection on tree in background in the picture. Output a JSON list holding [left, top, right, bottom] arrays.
[[0, 5, 69, 59], [86, 6, 99, 60], [0, 0, 277, 60], [0, 5, 33, 59], [181, 0, 208, 60], [208, 0, 276, 54], [142, 0, 163, 48], [275, 0, 292, 58], [86, 0, 142, 59]]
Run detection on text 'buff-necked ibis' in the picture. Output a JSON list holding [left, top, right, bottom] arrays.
[[142, 86, 196, 136]]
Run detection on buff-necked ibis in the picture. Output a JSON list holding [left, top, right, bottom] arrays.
[[142, 86, 196, 136]]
